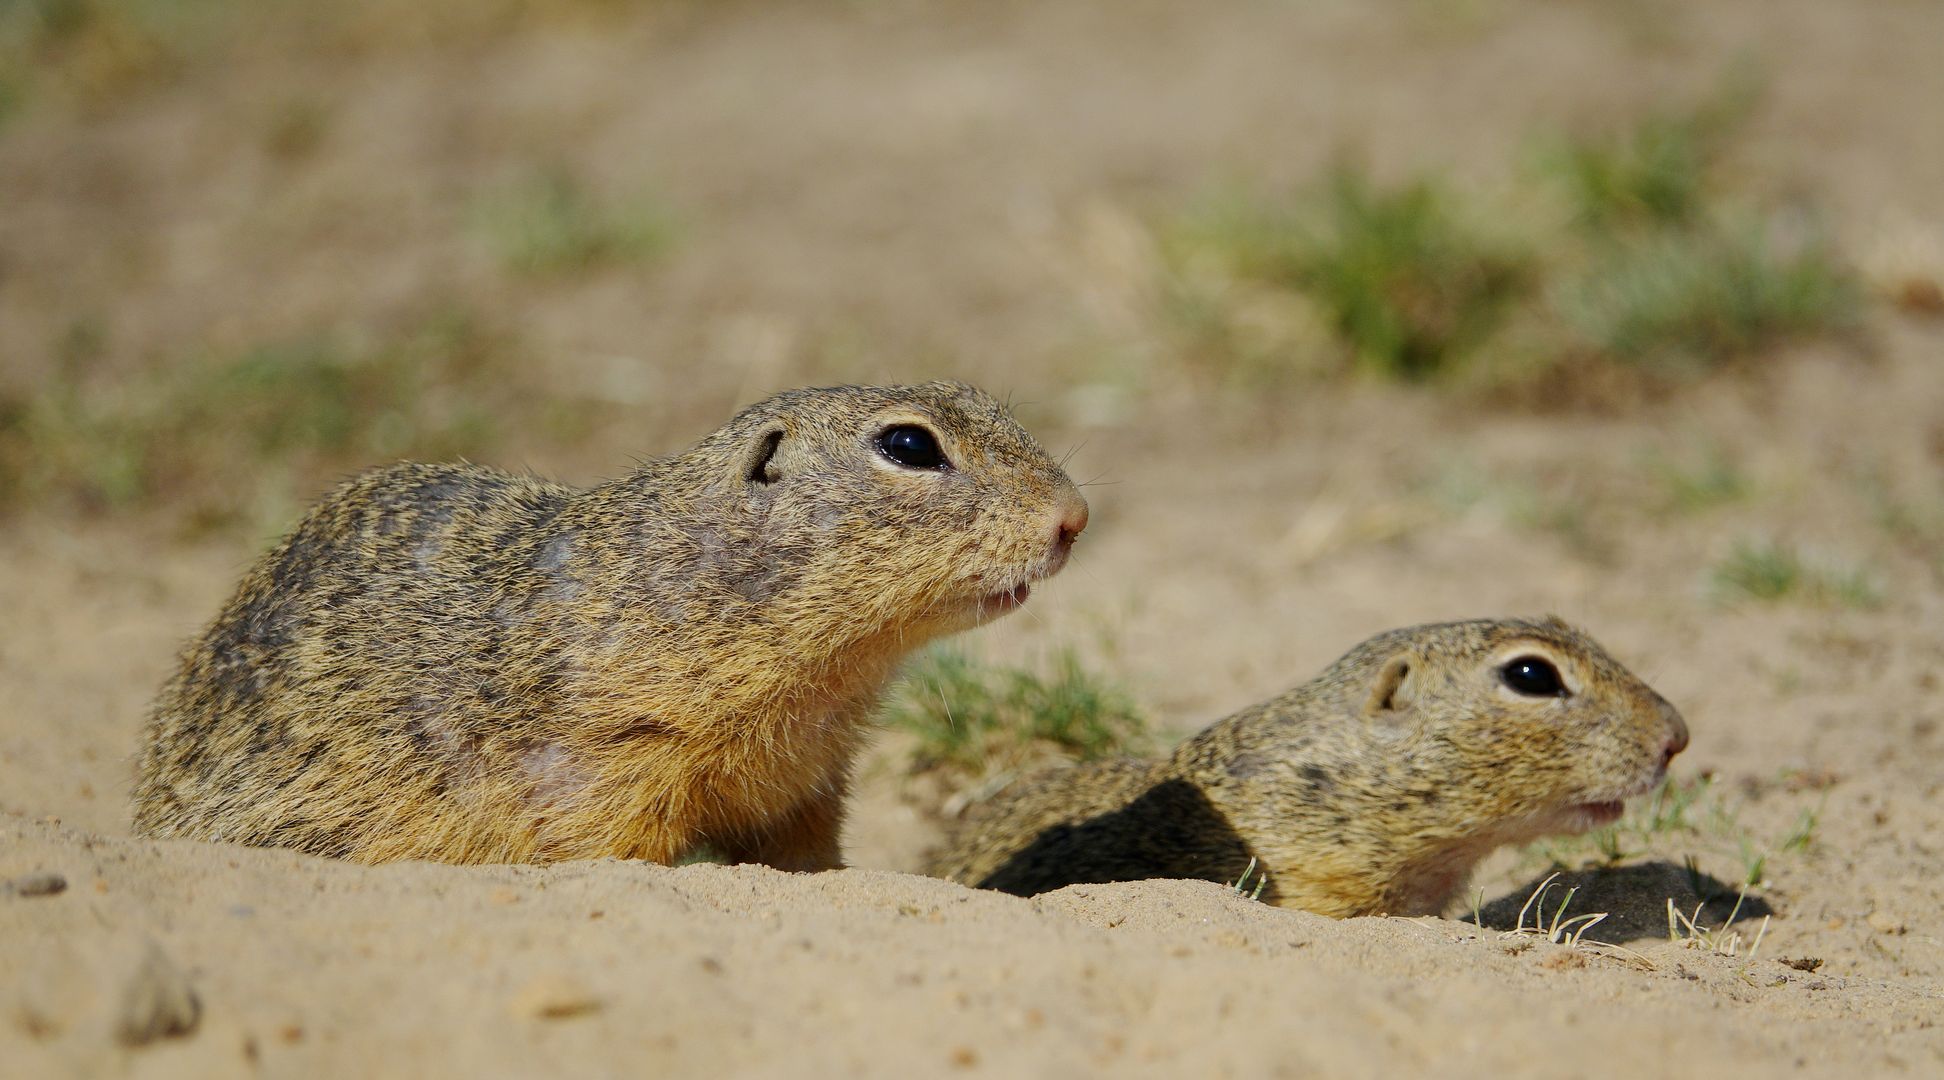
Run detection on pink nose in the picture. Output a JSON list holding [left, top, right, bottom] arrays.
[[1053, 490, 1089, 553], [1660, 702, 1689, 767]]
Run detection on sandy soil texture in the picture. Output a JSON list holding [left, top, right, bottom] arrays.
[[3, 1, 1942, 1076]]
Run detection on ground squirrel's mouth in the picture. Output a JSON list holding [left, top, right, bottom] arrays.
[[1565, 800, 1626, 830], [980, 582, 1031, 612], [951, 580, 1035, 627], [1560, 764, 1666, 832], [960, 554, 1064, 623]]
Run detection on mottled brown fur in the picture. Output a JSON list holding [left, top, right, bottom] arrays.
[[133, 382, 1087, 869], [929, 618, 1688, 917]]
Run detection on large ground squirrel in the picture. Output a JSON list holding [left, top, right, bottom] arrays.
[[133, 381, 1088, 868], [929, 618, 1688, 917]]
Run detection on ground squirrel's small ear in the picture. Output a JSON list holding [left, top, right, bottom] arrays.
[[1362, 654, 1417, 722], [742, 425, 787, 486]]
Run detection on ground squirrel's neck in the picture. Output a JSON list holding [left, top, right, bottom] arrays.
[[548, 470, 935, 743], [1160, 703, 1530, 916]]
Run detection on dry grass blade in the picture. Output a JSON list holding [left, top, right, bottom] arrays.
[[1499, 873, 1655, 970], [1227, 857, 1268, 902], [1666, 888, 1773, 960]]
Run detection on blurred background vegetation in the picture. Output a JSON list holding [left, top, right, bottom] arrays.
[[1160, 72, 1863, 393], [2, 0, 1939, 869], [4, 0, 1938, 542]]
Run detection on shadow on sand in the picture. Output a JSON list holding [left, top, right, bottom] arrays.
[[1469, 861, 1775, 943]]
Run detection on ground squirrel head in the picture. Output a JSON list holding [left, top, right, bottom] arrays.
[[1176, 616, 1690, 915], [663, 380, 1088, 648], [1317, 616, 1688, 841]]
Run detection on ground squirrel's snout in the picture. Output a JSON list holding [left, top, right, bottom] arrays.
[[1660, 701, 1690, 768], [970, 487, 1086, 620], [1048, 488, 1089, 569]]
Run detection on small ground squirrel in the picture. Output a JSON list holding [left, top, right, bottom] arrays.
[[929, 617, 1688, 917], [133, 381, 1088, 868]]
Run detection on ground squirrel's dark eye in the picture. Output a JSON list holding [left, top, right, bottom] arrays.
[[877, 425, 949, 470], [1500, 655, 1567, 698]]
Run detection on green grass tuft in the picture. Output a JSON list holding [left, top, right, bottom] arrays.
[[1711, 540, 1802, 602], [1555, 221, 1861, 373], [1166, 167, 1530, 381], [1778, 803, 1822, 854], [1711, 539, 1883, 610], [881, 648, 1147, 778], [1293, 168, 1532, 380], [476, 167, 675, 278], [1643, 448, 1750, 515], [1158, 77, 1863, 396], [1533, 78, 1753, 234], [0, 0, 235, 109], [0, 312, 562, 532], [0, 70, 23, 128]]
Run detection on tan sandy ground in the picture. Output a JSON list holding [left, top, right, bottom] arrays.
[[3, 1, 1942, 1076]]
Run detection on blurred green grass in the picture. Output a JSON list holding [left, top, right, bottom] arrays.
[[1710, 538, 1883, 610], [474, 167, 676, 278], [0, 0, 660, 108], [1168, 168, 1531, 381], [0, 311, 586, 534], [1556, 221, 1859, 374], [881, 648, 1149, 783], [0, 11, 1886, 534], [1536, 78, 1752, 233], [1159, 78, 1865, 394]]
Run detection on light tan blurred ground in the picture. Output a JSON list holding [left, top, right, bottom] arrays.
[[3, 1, 1941, 1075]]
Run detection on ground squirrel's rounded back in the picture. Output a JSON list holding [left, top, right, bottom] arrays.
[[134, 381, 1088, 869], [930, 617, 1687, 917]]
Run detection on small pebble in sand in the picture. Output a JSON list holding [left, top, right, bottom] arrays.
[[511, 975, 602, 1020], [6, 872, 67, 897], [116, 945, 201, 1046]]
